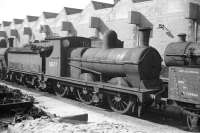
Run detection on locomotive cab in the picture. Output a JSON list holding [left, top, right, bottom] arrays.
[[44, 37, 91, 77]]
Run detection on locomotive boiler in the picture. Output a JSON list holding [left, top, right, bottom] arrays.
[[73, 29, 162, 89], [165, 33, 200, 66]]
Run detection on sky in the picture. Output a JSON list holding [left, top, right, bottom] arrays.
[[0, 0, 114, 22]]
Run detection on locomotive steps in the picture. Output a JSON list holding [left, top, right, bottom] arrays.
[[0, 81, 193, 133]]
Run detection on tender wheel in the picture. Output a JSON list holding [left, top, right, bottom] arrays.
[[76, 87, 94, 105], [107, 93, 134, 114], [38, 81, 47, 92], [187, 114, 199, 131], [19, 74, 25, 85], [32, 78, 39, 89], [9, 72, 14, 81], [0, 70, 4, 80], [14, 74, 20, 83], [55, 82, 70, 97]]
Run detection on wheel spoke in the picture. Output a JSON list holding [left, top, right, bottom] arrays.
[[55, 83, 70, 97], [120, 102, 125, 110], [114, 102, 117, 110], [107, 94, 135, 114], [120, 102, 124, 110], [118, 102, 122, 111], [85, 95, 89, 101], [187, 114, 199, 131], [77, 87, 93, 105], [112, 98, 116, 103], [122, 101, 128, 107]]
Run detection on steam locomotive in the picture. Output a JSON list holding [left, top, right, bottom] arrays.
[[0, 28, 200, 131]]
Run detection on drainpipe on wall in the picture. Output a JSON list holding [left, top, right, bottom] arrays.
[[194, 20, 198, 43]]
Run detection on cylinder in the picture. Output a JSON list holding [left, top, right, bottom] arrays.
[[138, 28, 151, 47], [81, 46, 162, 87]]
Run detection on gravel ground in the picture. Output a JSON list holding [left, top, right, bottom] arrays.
[[8, 117, 139, 133], [0, 82, 193, 133]]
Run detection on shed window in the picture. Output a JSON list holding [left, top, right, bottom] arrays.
[[0, 31, 7, 38], [24, 27, 32, 35], [10, 29, 18, 37], [62, 21, 72, 31], [0, 39, 7, 48]]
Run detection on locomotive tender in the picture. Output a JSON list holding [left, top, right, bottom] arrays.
[[0, 28, 200, 130]]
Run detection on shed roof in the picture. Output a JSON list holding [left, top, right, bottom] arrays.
[[43, 12, 58, 19], [13, 19, 24, 24], [27, 15, 39, 22], [64, 7, 82, 15], [2, 21, 11, 27], [91, 1, 113, 10]]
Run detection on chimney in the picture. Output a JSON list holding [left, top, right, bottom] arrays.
[[103, 30, 118, 49], [177, 33, 186, 42], [138, 28, 151, 47]]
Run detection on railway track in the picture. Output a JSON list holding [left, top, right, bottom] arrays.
[[0, 80, 194, 133]]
